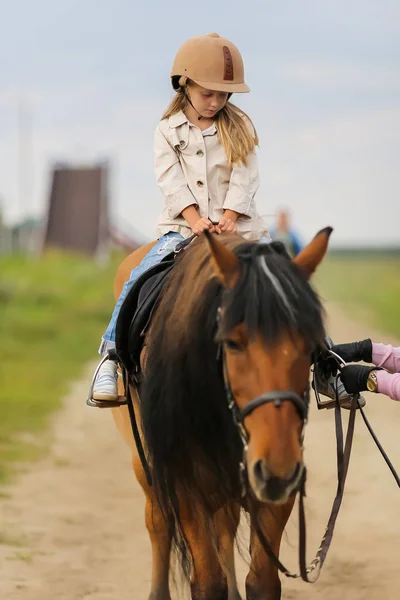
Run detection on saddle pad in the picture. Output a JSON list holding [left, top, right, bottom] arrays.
[[115, 257, 174, 372]]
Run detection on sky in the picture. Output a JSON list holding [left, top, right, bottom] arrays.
[[0, 0, 399, 246]]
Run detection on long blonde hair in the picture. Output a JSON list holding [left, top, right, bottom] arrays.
[[162, 86, 259, 167]]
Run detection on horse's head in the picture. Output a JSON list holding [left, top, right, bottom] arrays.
[[206, 229, 332, 504]]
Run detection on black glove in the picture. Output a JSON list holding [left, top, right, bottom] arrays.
[[331, 339, 373, 364], [340, 365, 379, 394], [314, 336, 341, 377]]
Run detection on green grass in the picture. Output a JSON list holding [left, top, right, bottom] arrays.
[[315, 254, 400, 338], [0, 250, 122, 483], [0, 249, 398, 484]]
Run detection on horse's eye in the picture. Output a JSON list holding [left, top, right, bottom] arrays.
[[224, 339, 245, 352]]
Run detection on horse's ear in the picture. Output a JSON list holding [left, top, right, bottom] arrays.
[[293, 227, 333, 279], [204, 231, 240, 288]]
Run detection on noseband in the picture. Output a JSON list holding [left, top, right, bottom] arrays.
[[240, 389, 308, 422]]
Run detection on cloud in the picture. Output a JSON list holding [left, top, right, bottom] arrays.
[[254, 104, 400, 245], [274, 60, 400, 92], [1, 86, 399, 246], [0, 0, 399, 246], [0, 81, 165, 230]]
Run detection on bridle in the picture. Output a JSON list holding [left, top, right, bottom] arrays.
[[220, 339, 309, 478], [216, 292, 326, 582], [218, 326, 354, 582]]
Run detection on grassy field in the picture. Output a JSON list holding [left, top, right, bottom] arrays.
[[316, 253, 400, 339], [0, 251, 122, 483], [0, 249, 398, 483]]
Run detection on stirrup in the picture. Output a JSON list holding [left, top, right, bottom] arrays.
[[86, 349, 128, 408], [312, 368, 362, 411], [313, 336, 344, 410]]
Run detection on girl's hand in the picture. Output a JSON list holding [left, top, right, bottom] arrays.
[[191, 217, 215, 236], [218, 216, 237, 233]]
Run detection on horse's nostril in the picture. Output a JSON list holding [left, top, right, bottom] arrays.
[[266, 477, 287, 502], [253, 459, 269, 483], [252, 460, 303, 499], [290, 461, 302, 484]]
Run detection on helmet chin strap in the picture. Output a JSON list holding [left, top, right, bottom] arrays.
[[183, 89, 203, 120]]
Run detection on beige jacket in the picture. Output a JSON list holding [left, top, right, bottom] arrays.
[[154, 111, 269, 241]]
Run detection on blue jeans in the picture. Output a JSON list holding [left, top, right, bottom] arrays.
[[100, 232, 184, 351]]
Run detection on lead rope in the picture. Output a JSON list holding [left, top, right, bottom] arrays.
[[357, 403, 400, 487], [328, 350, 400, 488]]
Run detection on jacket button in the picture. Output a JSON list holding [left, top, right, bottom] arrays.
[[196, 150, 204, 157], [196, 180, 204, 188], [179, 140, 185, 147]]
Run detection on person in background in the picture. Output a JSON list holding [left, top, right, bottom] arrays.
[[270, 208, 303, 258]]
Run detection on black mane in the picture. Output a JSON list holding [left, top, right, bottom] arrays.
[[220, 241, 325, 345]]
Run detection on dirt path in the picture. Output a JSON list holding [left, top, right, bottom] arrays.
[[1, 304, 399, 599]]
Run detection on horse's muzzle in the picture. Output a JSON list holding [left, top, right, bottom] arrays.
[[249, 459, 304, 504]]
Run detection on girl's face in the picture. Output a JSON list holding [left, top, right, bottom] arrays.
[[187, 83, 229, 118]]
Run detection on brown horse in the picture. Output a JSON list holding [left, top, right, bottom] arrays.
[[111, 228, 332, 600]]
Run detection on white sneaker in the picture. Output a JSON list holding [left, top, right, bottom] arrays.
[[92, 360, 118, 401]]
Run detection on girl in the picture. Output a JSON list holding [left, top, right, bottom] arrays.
[[92, 32, 270, 401]]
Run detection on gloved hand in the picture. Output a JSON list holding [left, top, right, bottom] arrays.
[[314, 336, 341, 378], [340, 365, 380, 394], [331, 339, 373, 364]]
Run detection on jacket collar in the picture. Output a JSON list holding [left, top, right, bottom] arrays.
[[168, 110, 217, 136], [168, 111, 188, 128]]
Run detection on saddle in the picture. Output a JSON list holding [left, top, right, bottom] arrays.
[[115, 236, 194, 375]]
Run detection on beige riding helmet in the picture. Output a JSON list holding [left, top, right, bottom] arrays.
[[171, 33, 250, 94]]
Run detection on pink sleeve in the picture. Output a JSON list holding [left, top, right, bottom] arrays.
[[376, 371, 400, 402], [372, 343, 400, 374]]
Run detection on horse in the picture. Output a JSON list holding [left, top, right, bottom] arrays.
[[111, 227, 332, 600]]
